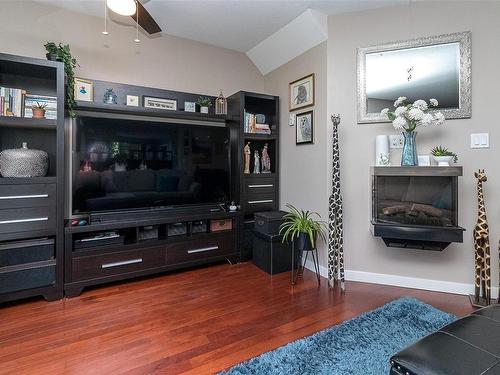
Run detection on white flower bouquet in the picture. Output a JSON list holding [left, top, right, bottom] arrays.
[[381, 97, 445, 132]]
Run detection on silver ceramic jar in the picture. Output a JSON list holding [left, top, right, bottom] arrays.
[[0, 142, 49, 178]]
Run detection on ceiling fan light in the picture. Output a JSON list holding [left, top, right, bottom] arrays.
[[106, 0, 136, 16]]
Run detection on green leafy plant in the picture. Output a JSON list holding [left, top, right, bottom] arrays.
[[44, 42, 78, 117], [33, 102, 48, 110], [279, 204, 327, 248], [196, 96, 212, 107], [431, 145, 458, 163]]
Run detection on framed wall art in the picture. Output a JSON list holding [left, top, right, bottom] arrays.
[[144, 96, 177, 111], [289, 73, 314, 111], [296, 110, 314, 145], [74, 78, 93, 102]]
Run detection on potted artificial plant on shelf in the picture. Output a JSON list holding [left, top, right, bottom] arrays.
[[44, 42, 78, 117], [431, 145, 458, 166], [197, 96, 212, 114], [381, 97, 445, 166], [279, 204, 327, 251], [31, 102, 47, 119]]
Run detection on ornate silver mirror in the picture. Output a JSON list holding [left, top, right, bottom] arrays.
[[357, 31, 471, 123]]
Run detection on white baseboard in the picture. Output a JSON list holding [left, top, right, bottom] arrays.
[[303, 260, 499, 299]]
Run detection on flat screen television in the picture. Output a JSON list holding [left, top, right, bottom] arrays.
[[72, 116, 230, 214]]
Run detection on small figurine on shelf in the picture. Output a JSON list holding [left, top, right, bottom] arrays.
[[244, 142, 251, 174], [253, 150, 260, 174], [261, 143, 271, 173]]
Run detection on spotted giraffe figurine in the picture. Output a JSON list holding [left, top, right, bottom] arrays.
[[328, 114, 345, 292], [473, 169, 491, 306]]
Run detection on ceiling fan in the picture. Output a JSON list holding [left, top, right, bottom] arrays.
[[106, 0, 162, 35]]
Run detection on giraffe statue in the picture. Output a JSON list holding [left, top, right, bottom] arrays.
[[473, 169, 491, 305], [328, 114, 345, 292]]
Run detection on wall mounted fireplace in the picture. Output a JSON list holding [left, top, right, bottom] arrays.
[[371, 166, 465, 251]]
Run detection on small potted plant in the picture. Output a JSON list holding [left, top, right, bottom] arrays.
[[431, 146, 458, 166], [32, 102, 48, 119], [197, 96, 212, 114], [43, 42, 78, 117], [279, 204, 327, 251]]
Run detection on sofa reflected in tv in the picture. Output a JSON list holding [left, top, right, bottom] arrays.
[[73, 168, 214, 213]]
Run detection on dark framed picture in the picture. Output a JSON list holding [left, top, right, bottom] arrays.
[[289, 73, 314, 111], [296, 110, 314, 145]]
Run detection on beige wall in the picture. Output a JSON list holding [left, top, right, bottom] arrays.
[[264, 42, 329, 266], [0, 1, 264, 96], [328, 1, 500, 290]]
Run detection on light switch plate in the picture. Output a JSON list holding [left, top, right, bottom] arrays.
[[471, 133, 489, 149], [389, 134, 404, 149]]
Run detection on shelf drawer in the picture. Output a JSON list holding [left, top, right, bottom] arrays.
[[0, 238, 54, 267], [0, 260, 56, 294], [244, 175, 276, 192], [0, 183, 56, 210], [72, 246, 166, 282], [245, 196, 276, 213], [0, 206, 56, 235], [167, 234, 235, 265]]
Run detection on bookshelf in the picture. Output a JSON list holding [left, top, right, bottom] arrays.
[[0, 53, 64, 303], [227, 91, 279, 261]]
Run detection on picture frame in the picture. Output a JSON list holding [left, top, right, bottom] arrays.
[[288, 113, 296, 126], [184, 101, 196, 112], [289, 73, 314, 111], [126, 95, 139, 107], [144, 96, 177, 111], [74, 78, 93, 102], [296, 110, 314, 145]]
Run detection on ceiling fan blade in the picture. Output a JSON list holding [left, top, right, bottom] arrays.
[[131, 1, 162, 35]]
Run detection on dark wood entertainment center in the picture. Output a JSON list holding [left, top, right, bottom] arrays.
[[0, 52, 279, 302]]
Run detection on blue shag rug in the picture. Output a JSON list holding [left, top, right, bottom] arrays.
[[221, 297, 456, 375]]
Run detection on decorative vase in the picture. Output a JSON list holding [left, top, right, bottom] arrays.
[[32, 108, 46, 119], [0, 142, 48, 177], [433, 156, 454, 166], [200, 106, 209, 114], [401, 131, 418, 166], [103, 88, 118, 105]]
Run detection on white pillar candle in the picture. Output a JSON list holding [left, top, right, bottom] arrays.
[[375, 135, 390, 166]]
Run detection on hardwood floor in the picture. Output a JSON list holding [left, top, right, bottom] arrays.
[[0, 262, 474, 375]]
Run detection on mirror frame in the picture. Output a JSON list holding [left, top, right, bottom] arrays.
[[357, 31, 472, 124]]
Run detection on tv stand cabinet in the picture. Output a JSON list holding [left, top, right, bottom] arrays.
[[64, 211, 240, 297]]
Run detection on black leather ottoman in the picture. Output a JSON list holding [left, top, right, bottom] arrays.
[[390, 305, 500, 375]]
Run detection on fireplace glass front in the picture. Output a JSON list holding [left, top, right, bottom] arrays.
[[373, 175, 457, 227]]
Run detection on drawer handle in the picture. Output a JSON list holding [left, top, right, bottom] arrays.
[[187, 246, 218, 254], [248, 200, 273, 204], [248, 184, 274, 188], [0, 194, 49, 200], [81, 234, 120, 242], [0, 217, 48, 225], [102, 258, 143, 269]]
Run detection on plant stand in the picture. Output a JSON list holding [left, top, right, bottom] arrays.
[[291, 241, 321, 285]]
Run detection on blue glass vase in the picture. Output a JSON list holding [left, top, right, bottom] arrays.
[[401, 131, 418, 166]]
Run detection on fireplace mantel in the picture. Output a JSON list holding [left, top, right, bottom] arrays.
[[371, 166, 465, 251]]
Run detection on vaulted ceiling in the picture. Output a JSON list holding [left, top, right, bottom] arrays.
[[35, 0, 408, 73]]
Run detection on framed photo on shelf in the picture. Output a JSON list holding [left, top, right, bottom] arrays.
[[184, 101, 196, 112], [289, 73, 314, 111], [126, 95, 139, 107], [296, 110, 314, 145], [144, 96, 177, 111], [74, 78, 93, 102]]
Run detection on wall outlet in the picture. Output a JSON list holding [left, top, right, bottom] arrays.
[[389, 134, 404, 149]]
